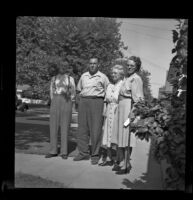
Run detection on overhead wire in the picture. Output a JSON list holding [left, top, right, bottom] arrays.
[[121, 21, 173, 32], [121, 27, 171, 41], [126, 48, 168, 71], [119, 21, 172, 90]]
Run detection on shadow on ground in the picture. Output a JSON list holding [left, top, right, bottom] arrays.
[[15, 122, 78, 156], [121, 137, 163, 190], [27, 117, 49, 121], [26, 116, 77, 124], [15, 105, 78, 156]]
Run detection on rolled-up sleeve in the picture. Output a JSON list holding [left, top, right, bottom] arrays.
[[131, 76, 144, 103]]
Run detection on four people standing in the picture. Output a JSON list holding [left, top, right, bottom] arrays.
[[45, 56, 144, 175]]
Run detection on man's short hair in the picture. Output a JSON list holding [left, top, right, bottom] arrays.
[[89, 57, 99, 62]]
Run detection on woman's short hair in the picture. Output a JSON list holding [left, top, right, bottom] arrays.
[[111, 64, 125, 79], [128, 56, 142, 72]]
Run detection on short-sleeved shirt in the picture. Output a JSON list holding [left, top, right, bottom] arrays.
[[50, 74, 76, 101], [77, 71, 109, 97], [119, 73, 144, 103]]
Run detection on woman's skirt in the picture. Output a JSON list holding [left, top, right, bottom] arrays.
[[102, 103, 118, 148], [117, 98, 137, 148]]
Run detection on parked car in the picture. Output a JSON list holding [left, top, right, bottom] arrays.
[[16, 95, 29, 112], [46, 98, 51, 107]]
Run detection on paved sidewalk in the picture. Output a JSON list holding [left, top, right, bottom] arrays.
[[15, 139, 163, 189]]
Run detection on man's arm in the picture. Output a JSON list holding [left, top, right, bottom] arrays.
[[75, 76, 82, 105]]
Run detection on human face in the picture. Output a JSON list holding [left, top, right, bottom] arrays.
[[88, 58, 99, 75], [126, 60, 137, 76], [111, 68, 121, 83]]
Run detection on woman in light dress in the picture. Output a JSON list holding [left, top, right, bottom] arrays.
[[114, 56, 144, 174], [98, 65, 124, 166]]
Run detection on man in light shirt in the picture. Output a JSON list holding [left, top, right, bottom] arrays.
[[73, 57, 109, 165]]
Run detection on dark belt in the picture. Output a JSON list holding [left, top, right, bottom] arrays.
[[81, 96, 104, 99]]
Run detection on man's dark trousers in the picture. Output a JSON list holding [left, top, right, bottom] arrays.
[[77, 97, 104, 159]]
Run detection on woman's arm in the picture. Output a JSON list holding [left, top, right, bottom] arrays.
[[131, 76, 144, 103], [70, 76, 76, 101], [50, 77, 55, 100], [124, 76, 144, 127]]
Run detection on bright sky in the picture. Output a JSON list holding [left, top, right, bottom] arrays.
[[116, 18, 178, 98]]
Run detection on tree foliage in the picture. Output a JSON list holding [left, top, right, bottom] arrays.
[[129, 19, 187, 190], [16, 17, 126, 99]]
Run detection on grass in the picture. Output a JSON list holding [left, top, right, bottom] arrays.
[[15, 172, 64, 188], [15, 105, 78, 156]]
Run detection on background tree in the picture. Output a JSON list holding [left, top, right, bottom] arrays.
[[138, 70, 153, 102], [16, 17, 127, 99]]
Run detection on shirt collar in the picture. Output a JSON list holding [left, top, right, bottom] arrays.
[[85, 71, 102, 78], [126, 73, 137, 79]]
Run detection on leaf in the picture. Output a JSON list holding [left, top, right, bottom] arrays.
[[172, 30, 179, 43], [172, 48, 176, 54]]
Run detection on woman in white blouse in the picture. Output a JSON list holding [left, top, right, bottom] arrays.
[[45, 65, 76, 159], [98, 65, 124, 166], [114, 56, 144, 174]]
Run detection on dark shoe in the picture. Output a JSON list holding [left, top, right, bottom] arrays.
[[61, 154, 68, 159], [91, 159, 99, 165], [115, 165, 132, 175], [91, 156, 99, 165], [45, 153, 58, 158], [99, 160, 114, 166], [112, 163, 121, 171], [73, 154, 90, 161]]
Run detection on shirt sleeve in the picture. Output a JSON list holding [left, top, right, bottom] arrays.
[[70, 77, 76, 101], [103, 75, 110, 92], [104, 84, 110, 102], [131, 76, 144, 103], [50, 76, 55, 100]]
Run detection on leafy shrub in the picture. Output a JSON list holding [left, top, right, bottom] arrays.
[[129, 19, 187, 190]]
